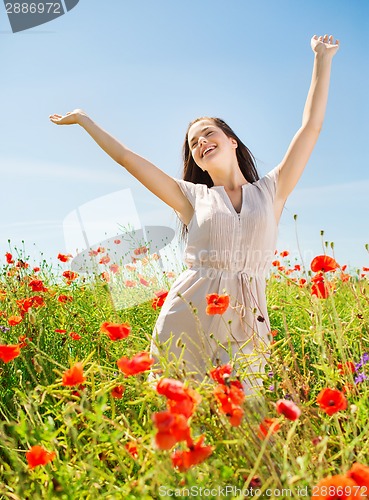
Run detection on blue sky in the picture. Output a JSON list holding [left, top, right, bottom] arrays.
[[1, 0, 368, 272]]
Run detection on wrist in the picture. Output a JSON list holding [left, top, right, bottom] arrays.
[[77, 112, 90, 127], [314, 51, 334, 63]]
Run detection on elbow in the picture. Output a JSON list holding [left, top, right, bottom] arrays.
[[302, 121, 322, 135]]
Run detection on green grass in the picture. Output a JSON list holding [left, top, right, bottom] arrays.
[[0, 248, 368, 500]]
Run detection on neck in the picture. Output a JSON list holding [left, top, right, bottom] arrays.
[[210, 160, 247, 190]]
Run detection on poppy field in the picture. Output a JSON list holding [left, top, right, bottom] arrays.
[[0, 241, 369, 500]]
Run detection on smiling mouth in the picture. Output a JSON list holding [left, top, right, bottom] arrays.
[[202, 146, 216, 158]]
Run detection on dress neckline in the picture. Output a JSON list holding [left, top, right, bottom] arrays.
[[210, 183, 255, 217]]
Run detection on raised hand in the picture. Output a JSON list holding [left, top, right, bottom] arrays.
[[49, 108, 87, 125], [311, 34, 340, 58]]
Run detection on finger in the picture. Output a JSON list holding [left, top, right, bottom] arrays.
[[318, 35, 323, 41], [323, 34, 329, 41], [329, 35, 333, 44]]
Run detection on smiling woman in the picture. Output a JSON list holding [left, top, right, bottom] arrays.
[[49, 34, 340, 394]]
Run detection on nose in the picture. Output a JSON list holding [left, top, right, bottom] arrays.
[[198, 135, 207, 147]]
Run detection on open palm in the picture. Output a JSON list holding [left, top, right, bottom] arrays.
[[49, 109, 85, 125]]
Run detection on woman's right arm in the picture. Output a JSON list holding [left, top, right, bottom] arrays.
[[49, 109, 194, 224]]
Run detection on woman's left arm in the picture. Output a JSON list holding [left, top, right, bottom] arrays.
[[275, 34, 340, 209]]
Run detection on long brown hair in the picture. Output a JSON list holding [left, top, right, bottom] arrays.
[[178, 117, 260, 242]]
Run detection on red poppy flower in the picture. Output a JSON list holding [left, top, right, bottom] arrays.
[[133, 246, 148, 256], [0, 344, 21, 363], [100, 321, 131, 341], [99, 255, 111, 265], [8, 315, 23, 326], [312, 475, 361, 499], [111, 385, 125, 399], [57, 253, 73, 262], [280, 250, 289, 257], [62, 362, 86, 386], [26, 445, 56, 469], [206, 293, 230, 315], [16, 295, 45, 311], [30, 295, 45, 308], [100, 272, 110, 282], [5, 252, 14, 264], [117, 351, 154, 376], [156, 378, 201, 418], [341, 272, 350, 282], [311, 279, 332, 299], [209, 364, 232, 384], [55, 329, 67, 334], [152, 290, 169, 310], [214, 381, 245, 410], [62, 271, 78, 284], [272, 260, 280, 267], [166, 388, 201, 419], [249, 476, 262, 488], [316, 388, 347, 416], [139, 277, 149, 286], [275, 399, 301, 421], [347, 462, 369, 489], [156, 378, 188, 401], [125, 280, 136, 287], [311, 255, 339, 273], [258, 418, 280, 439], [228, 406, 244, 426], [114, 239, 121, 244], [152, 411, 193, 450], [69, 332, 81, 340], [125, 441, 138, 458], [33, 267, 40, 272], [18, 334, 30, 348], [57, 295, 73, 303], [213, 382, 245, 426], [171, 435, 213, 471], [89, 249, 99, 257], [16, 298, 33, 315], [28, 279, 48, 292], [16, 260, 29, 269], [109, 264, 120, 274], [337, 361, 356, 376], [294, 264, 301, 271]]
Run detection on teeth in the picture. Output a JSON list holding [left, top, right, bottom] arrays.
[[203, 146, 215, 157]]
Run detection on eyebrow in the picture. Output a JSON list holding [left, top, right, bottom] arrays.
[[189, 126, 212, 147]]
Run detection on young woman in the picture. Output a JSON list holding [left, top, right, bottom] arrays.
[[50, 34, 339, 394]]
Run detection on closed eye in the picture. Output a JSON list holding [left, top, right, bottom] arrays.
[[190, 128, 214, 150]]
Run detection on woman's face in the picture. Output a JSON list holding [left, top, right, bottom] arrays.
[[187, 119, 237, 171]]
